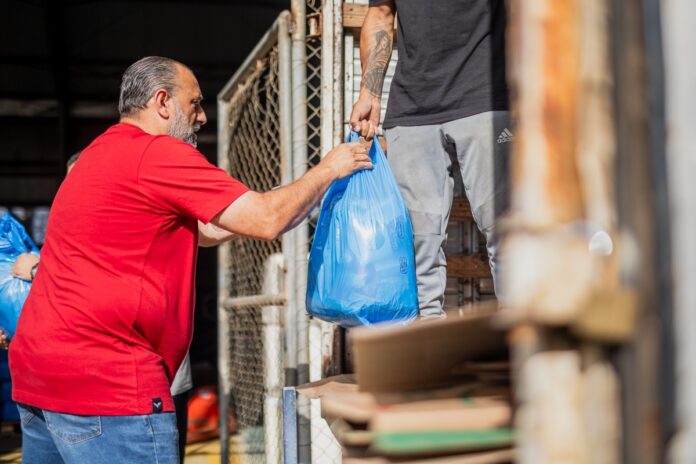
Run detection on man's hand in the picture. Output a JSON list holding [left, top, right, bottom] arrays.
[[0, 329, 9, 350], [350, 93, 381, 139], [319, 142, 372, 179], [12, 253, 39, 281], [351, 2, 395, 139]]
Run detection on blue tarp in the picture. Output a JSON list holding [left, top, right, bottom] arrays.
[[0, 213, 39, 338]]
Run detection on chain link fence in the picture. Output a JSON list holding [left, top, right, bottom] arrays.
[[226, 47, 282, 431], [218, 13, 292, 464], [216, 3, 349, 462], [304, 1, 344, 463], [306, 0, 323, 172], [216, 2, 504, 463]]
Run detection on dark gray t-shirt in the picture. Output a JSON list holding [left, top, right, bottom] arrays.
[[369, 0, 509, 128]]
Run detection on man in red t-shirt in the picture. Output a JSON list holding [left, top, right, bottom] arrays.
[[9, 56, 370, 464]]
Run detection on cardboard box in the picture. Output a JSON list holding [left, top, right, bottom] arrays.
[[350, 305, 507, 393]]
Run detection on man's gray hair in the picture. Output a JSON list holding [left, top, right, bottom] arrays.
[[118, 56, 184, 117]]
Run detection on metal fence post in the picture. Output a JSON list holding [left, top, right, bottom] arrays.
[[217, 96, 233, 464], [283, 387, 299, 464], [290, 1, 312, 463], [321, 0, 343, 151], [279, 10, 298, 393], [217, 13, 291, 464], [663, 0, 696, 461], [304, 3, 346, 463], [262, 254, 286, 464]]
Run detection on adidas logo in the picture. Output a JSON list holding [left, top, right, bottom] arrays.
[[497, 128, 514, 144]]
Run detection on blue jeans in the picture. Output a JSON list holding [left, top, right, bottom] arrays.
[[18, 404, 179, 464]]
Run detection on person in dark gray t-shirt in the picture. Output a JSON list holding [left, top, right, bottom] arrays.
[[350, 0, 511, 317]]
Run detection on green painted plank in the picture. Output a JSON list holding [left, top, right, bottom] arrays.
[[373, 428, 515, 455]]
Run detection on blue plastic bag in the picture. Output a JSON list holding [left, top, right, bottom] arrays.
[[0, 213, 39, 338], [306, 132, 418, 327]]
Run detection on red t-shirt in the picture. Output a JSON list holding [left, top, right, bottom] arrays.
[[10, 123, 249, 415]]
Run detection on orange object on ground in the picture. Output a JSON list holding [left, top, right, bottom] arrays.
[[187, 386, 236, 444]]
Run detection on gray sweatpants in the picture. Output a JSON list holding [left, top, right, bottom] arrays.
[[385, 111, 511, 317]]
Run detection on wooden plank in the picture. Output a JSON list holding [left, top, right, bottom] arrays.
[[344, 448, 515, 464], [342, 4, 398, 30], [450, 197, 473, 222], [448, 254, 492, 279], [328, 418, 373, 447], [373, 429, 514, 456], [343, 3, 368, 28], [371, 398, 512, 433], [296, 374, 357, 399], [318, 386, 511, 430]]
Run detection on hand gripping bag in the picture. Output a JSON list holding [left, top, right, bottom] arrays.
[[306, 132, 418, 327], [0, 213, 39, 338]]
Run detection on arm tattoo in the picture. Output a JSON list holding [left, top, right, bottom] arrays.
[[362, 30, 392, 97]]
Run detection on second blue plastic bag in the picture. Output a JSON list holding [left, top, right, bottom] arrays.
[[0, 213, 39, 338], [306, 132, 418, 328]]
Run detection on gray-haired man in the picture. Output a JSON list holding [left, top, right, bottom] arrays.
[[350, 0, 511, 317], [11, 56, 371, 464]]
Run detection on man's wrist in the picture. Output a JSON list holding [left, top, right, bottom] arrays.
[[314, 157, 341, 183], [320, 163, 340, 182], [359, 88, 381, 101]]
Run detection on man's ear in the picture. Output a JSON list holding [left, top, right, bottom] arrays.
[[153, 89, 171, 119]]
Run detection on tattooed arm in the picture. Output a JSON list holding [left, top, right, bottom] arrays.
[[349, 1, 396, 139]]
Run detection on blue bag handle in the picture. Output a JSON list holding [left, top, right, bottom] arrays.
[[345, 130, 383, 164], [346, 130, 360, 144]]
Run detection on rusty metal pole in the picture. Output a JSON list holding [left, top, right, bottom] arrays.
[[503, 0, 590, 323], [504, 4, 587, 461], [504, 0, 627, 462]]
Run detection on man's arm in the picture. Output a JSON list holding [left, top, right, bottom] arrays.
[[210, 142, 371, 241], [349, 1, 396, 139], [198, 221, 235, 247]]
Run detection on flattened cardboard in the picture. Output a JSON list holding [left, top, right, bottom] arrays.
[[350, 305, 506, 393], [370, 397, 512, 433], [317, 381, 510, 425], [295, 374, 358, 399]]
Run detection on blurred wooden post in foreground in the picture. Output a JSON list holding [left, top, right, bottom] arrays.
[[503, 0, 640, 462]]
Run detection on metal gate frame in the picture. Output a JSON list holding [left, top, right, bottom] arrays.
[[217, 11, 293, 464], [217, 3, 341, 462]]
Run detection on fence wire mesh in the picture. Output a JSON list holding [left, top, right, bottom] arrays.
[[222, 45, 283, 463], [305, 1, 344, 462], [306, 0, 323, 195], [306, 0, 323, 171], [219, 3, 345, 461]]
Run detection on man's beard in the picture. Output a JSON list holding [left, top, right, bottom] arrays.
[[168, 101, 200, 147]]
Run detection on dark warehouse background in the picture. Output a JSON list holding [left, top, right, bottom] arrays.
[[1, 0, 289, 385]]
